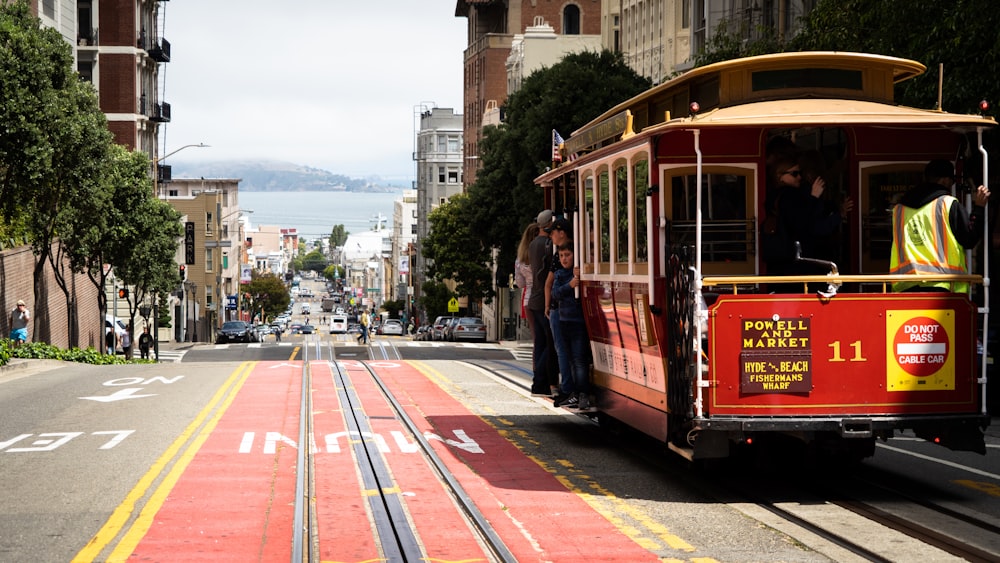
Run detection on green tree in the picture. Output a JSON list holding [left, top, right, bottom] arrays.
[[69, 145, 158, 344], [423, 50, 649, 301], [322, 264, 344, 282], [0, 1, 116, 343], [692, 0, 1000, 116], [418, 280, 454, 322], [790, 0, 1000, 114], [301, 248, 327, 272], [328, 224, 348, 248], [243, 272, 290, 322], [114, 195, 184, 332], [422, 194, 494, 302]]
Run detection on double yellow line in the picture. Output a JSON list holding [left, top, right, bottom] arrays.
[[72, 362, 256, 562]]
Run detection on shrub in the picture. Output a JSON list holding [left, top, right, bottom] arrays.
[[0, 340, 153, 366]]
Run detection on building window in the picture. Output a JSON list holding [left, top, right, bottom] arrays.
[[205, 248, 214, 272], [447, 170, 459, 184], [437, 136, 446, 152], [42, 0, 55, 18], [438, 166, 446, 183], [563, 4, 581, 34], [447, 136, 460, 152], [168, 189, 178, 197], [205, 286, 213, 307]]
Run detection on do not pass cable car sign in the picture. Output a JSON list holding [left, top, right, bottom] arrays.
[[886, 310, 955, 391]]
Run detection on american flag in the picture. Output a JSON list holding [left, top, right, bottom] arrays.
[[552, 129, 564, 163]]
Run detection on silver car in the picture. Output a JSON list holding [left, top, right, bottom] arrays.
[[380, 319, 404, 336], [449, 317, 487, 342]]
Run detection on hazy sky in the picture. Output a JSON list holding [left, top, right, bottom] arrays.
[[160, 1, 467, 183]]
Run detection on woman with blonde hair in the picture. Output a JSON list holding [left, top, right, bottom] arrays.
[[514, 223, 540, 328]]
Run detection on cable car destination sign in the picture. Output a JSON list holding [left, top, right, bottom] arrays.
[[739, 316, 812, 393]]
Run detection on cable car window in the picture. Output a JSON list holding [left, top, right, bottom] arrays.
[[583, 174, 595, 271], [599, 170, 611, 264], [860, 164, 923, 273], [616, 165, 629, 264], [669, 170, 751, 269], [634, 159, 648, 263]]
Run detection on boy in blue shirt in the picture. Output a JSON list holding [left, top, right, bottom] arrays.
[[550, 241, 591, 410]]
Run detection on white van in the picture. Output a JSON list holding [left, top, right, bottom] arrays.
[[329, 315, 348, 334]]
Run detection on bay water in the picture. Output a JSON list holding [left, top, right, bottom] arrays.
[[238, 191, 402, 242]]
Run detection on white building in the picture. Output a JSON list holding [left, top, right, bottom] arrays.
[[392, 190, 418, 311], [506, 17, 602, 94], [412, 107, 463, 305]]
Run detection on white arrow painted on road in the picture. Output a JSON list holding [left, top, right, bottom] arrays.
[[80, 388, 157, 402], [268, 363, 298, 369]]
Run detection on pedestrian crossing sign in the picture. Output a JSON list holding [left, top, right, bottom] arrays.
[[448, 297, 459, 312]]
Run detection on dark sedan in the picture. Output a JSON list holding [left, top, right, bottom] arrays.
[[299, 324, 316, 335], [217, 321, 256, 344]]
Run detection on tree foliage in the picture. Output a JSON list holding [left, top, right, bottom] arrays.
[[423, 50, 650, 300], [790, 0, 1000, 115], [242, 272, 290, 322], [328, 224, 348, 248], [694, 0, 1000, 116], [421, 194, 494, 301], [418, 280, 455, 322]]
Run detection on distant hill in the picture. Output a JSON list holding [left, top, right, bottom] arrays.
[[168, 159, 403, 193]]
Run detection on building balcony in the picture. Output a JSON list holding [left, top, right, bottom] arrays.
[[151, 102, 171, 123], [147, 38, 171, 62], [77, 27, 98, 47]]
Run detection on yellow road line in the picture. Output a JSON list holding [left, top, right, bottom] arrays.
[[412, 360, 710, 561], [289, 346, 300, 361], [72, 362, 256, 562]]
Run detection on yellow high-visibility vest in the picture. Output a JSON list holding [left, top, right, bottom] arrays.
[[889, 196, 968, 292]]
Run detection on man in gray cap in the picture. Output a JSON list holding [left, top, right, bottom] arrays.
[[527, 209, 556, 395]]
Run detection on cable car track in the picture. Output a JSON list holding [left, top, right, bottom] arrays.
[[462, 360, 1000, 562], [288, 337, 516, 562]]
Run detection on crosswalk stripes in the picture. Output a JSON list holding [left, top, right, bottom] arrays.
[[155, 350, 187, 363], [510, 347, 532, 362]]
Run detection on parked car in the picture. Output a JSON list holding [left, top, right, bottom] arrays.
[[442, 316, 462, 341], [431, 316, 454, 341], [449, 317, 488, 342], [380, 319, 404, 336], [413, 325, 430, 341], [329, 315, 348, 334], [217, 321, 256, 344]]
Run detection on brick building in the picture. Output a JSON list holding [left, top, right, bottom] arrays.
[[455, 0, 602, 188]]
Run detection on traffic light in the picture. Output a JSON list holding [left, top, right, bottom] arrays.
[[118, 288, 129, 299], [179, 264, 186, 280]]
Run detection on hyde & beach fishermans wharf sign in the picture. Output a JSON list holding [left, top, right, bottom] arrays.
[[739, 316, 812, 393]]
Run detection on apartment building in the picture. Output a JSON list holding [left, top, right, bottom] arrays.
[[162, 179, 243, 343], [391, 190, 418, 312], [412, 107, 463, 299]]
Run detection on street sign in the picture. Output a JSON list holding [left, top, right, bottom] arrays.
[[184, 222, 195, 265], [448, 297, 459, 313]]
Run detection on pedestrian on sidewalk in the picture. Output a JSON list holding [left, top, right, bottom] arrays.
[[9, 299, 30, 347], [138, 326, 154, 360]]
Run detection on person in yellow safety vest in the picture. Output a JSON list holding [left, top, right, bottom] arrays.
[[890, 159, 990, 293]]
